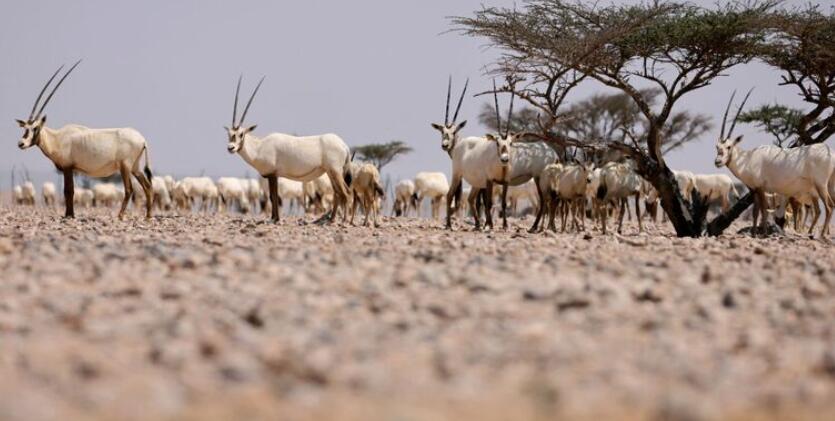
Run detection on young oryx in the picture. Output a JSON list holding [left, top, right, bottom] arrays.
[[393, 179, 417, 217], [444, 81, 519, 230], [715, 90, 835, 238], [224, 76, 352, 223], [15, 61, 155, 219]]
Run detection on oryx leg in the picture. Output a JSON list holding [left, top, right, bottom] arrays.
[[484, 181, 495, 230], [132, 170, 154, 219], [266, 175, 280, 223], [617, 198, 627, 234], [501, 184, 509, 230], [446, 175, 462, 230], [118, 164, 133, 219], [635, 193, 643, 233], [62, 169, 75, 219], [466, 187, 481, 230], [529, 176, 545, 233]]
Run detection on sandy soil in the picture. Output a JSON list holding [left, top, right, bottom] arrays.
[[1, 206, 834, 420]]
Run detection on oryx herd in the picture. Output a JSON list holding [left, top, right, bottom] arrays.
[[10, 64, 835, 238]]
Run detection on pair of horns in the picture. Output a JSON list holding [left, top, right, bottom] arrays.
[[444, 76, 469, 126], [29, 60, 82, 121], [492, 79, 515, 138], [720, 88, 753, 139], [233, 75, 265, 128]]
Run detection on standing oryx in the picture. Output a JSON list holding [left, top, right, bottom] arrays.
[[442, 80, 518, 230], [714, 90, 835, 238], [224, 76, 352, 223], [15, 61, 155, 219]]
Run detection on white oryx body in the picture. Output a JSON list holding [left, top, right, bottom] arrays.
[[16, 62, 154, 219], [225, 76, 352, 223], [414, 172, 449, 219], [42, 182, 57, 206], [691, 173, 737, 211], [21, 182, 36, 205], [217, 177, 251, 213], [393, 179, 416, 217], [498, 141, 557, 230]]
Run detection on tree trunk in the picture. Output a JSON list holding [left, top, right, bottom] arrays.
[[635, 155, 708, 238], [706, 192, 754, 236]]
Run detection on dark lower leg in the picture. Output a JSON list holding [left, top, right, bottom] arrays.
[[63, 170, 75, 218], [267, 175, 280, 222]]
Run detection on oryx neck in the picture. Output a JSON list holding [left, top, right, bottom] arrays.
[[236, 133, 263, 166], [725, 145, 747, 178], [36, 126, 62, 163]]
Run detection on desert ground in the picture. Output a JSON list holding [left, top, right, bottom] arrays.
[[1, 205, 834, 420]]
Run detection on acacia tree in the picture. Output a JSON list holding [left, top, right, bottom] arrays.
[[478, 90, 711, 161], [352, 141, 413, 170], [738, 104, 803, 147], [455, 0, 774, 237]]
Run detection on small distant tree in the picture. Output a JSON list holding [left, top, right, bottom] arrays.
[[352, 141, 413, 170], [738, 104, 803, 147]]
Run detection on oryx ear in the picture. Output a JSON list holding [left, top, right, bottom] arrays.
[[733, 135, 743, 144], [455, 120, 467, 132], [223, 126, 230, 132], [485, 133, 497, 142], [246, 125, 257, 133], [15, 119, 25, 127], [40, 115, 46, 124], [431, 123, 443, 131]]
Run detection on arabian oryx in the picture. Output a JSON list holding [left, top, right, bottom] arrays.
[[224, 76, 352, 223], [15, 61, 155, 219], [714, 90, 835, 238], [444, 80, 519, 230]]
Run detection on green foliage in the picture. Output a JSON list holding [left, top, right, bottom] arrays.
[[352, 141, 413, 170], [738, 104, 803, 147]]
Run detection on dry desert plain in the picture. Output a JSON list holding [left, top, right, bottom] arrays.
[[1, 206, 834, 420]]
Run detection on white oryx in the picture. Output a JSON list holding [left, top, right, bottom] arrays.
[[217, 177, 251, 213], [21, 182, 36, 206], [15, 61, 155, 219], [691, 173, 737, 212], [42, 182, 57, 206], [224, 76, 352, 223], [715, 90, 835, 238], [413, 172, 449, 219], [442, 80, 518, 230], [393, 179, 417, 217]]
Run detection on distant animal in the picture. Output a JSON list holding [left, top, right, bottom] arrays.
[[350, 163, 385, 227], [42, 182, 57, 206]]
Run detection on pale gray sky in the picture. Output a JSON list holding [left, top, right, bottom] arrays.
[[2, 0, 832, 188]]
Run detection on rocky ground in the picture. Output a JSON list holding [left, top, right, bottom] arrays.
[[0, 206, 834, 420]]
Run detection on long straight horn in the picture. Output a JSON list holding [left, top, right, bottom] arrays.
[[492, 79, 502, 135], [506, 88, 515, 137], [452, 78, 469, 124], [233, 74, 242, 126], [29, 65, 64, 120], [728, 88, 754, 137], [720, 90, 737, 139], [36, 60, 81, 118], [239, 76, 265, 126], [445, 75, 452, 125]]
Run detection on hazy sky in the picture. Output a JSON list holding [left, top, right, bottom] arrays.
[[1, 0, 832, 188]]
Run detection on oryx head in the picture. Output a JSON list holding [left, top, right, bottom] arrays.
[[715, 89, 752, 168], [485, 79, 518, 166], [430, 76, 469, 152], [225, 75, 264, 154], [17, 60, 81, 149]]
